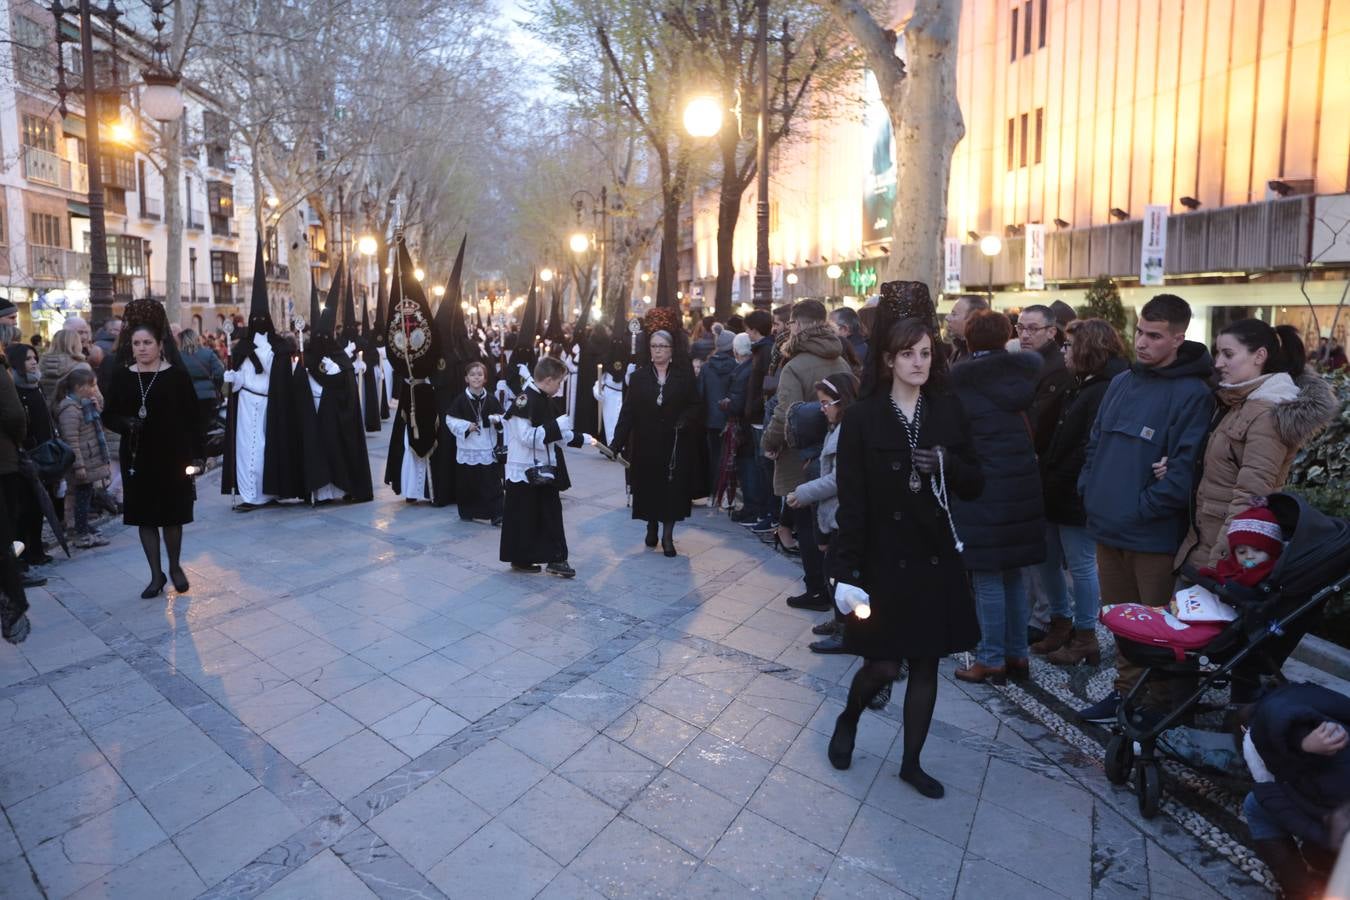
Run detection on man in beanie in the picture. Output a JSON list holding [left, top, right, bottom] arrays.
[[0, 298, 17, 328], [698, 327, 739, 501]]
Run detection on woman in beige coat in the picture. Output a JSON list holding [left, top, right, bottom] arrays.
[[1176, 320, 1336, 572]]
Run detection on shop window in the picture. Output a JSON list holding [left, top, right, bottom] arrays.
[[21, 114, 56, 151]]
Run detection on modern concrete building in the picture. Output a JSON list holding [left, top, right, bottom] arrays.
[[688, 0, 1350, 345]]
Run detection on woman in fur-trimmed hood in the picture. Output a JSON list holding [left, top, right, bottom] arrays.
[[1176, 319, 1339, 572]]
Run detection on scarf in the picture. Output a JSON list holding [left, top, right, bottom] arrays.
[[1197, 554, 1278, 588], [14, 371, 38, 390], [71, 394, 110, 464]]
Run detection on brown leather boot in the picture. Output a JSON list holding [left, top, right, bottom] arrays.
[[1029, 616, 1072, 654], [955, 662, 1007, 685], [1047, 629, 1101, 666]]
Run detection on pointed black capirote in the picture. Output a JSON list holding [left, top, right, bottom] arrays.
[[517, 276, 540, 350], [434, 235, 469, 367], [317, 257, 344, 339], [308, 276, 321, 332], [247, 238, 273, 334], [544, 279, 566, 344], [654, 246, 675, 310]]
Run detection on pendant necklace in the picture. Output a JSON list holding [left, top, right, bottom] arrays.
[[890, 393, 924, 493], [654, 365, 667, 407], [135, 367, 162, 419]]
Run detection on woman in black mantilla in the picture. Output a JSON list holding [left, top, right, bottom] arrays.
[[103, 299, 203, 598], [609, 308, 704, 557], [827, 284, 984, 800]]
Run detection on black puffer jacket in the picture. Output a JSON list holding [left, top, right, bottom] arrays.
[[948, 350, 1046, 570], [1039, 356, 1129, 526], [1251, 682, 1350, 849]]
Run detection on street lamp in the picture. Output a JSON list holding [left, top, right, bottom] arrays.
[[413, 267, 426, 283], [539, 267, 555, 283], [357, 234, 378, 256], [432, 284, 446, 298], [826, 263, 842, 298], [978, 235, 1002, 301], [568, 232, 590, 254], [682, 94, 723, 138], [570, 188, 611, 326]]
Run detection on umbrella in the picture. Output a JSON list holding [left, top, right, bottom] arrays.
[[24, 468, 69, 558]]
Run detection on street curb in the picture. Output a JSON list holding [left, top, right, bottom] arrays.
[[1292, 634, 1350, 681]]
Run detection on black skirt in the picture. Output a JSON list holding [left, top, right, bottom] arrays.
[[499, 481, 567, 564], [456, 463, 503, 521]]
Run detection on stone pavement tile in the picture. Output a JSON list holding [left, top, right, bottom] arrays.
[[216, 608, 293, 641], [602, 702, 701, 766], [930, 692, 1002, 738], [1146, 840, 1228, 900], [0, 815, 21, 862], [331, 675, 422, 726], [499, 706, 598, 768], [803, 699, 899, 761], [744, 605, 816, 641], [589, 656, 666, 699], [885, 733, 992, 797], [748, 764, 861, 853], [565, 816, 698, 898], [708, 700, 802, 763], [557, 734, 661, 808], [623, 637, 704, 677], [625, 770, 740, 859], [705, 809, 833, 899], [26, 799, 167, 897], [387, 652, 474, 701], [955, 856, 1060, 899], [737, 672, 824, 725], [499, 773, 618, 865], [863, 764, 979, 848], [105, 723, 230, 795], [196, 658, 290, 706], [268, 637, 347, 679], [670, 609, 739, 642], [979, 755, 1093, 842], [1091, 803, 1150, 899], [442, 739, 549, 814], [774, 642, 859, 682], [720, 624, 793, 660], [437, 672, 521, 721], [353, 634, 433, 673], [369, 778, 490, 872], [137, 756, 260, 835], [172, 787, 304, 886], [263, 702, 364, 763], [0, 651, 38, 690], [233, 621, 317, 659], [644, 675, 736, 728], [311, 620, 398, 655], [10, 761, 133, 849], [479, 650, 562, 693], [669, 732, 774, 806], [817, 858, 918, 899], [0, 729, 105, 806], [535, 870, 607, 900], [777, 723, 885, 801], [837, 804, 965, 897], [681, 863, 749, 897], [66, 840, 206, 900], [966, 799, 1090, 898], [294, 654, 382, 701], [0, 854, 42, 899], [47, 656, 142, 705], [0, 709, 84, 768], [440, 632, 517, 671], [547, 677, 636, 731], [66, 676, 164, 730], [18, 621, 109, 674], [302, 730, 410, 802], [371, 697, 469, 756], [426, 820, 560, 900], [258, 848, 377, 900], [228, 681, 325, 734], [0, 684, 65, 728]]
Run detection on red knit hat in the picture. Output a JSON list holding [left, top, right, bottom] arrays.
[[1227, 505, 1284, 557]]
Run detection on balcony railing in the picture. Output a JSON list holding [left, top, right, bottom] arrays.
[[22, 146, 63, 186], [14, 48, 53, 92], [140, 195, 164, 220], [29, 246, 90, 282], [62, 162, 89, 194]]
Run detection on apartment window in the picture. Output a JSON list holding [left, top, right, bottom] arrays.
[[29, 212, 61, 247], [207, 180, 234, 235], [12, 16, 52, 89], [1034, 108, 1044, 164], [185, 174, 200, 227], [1006, 117, 1016, 171], [21, 114, 55, 151], [1019, 113, 1028, 169], [100, 148, 135, 190], [202, 110, 231, 170], [211, 250, 239, 303], [1010, 6, 1019, 61], [1012, 0, 1047, 60], [0, 208, 8, 246], [106, 235, 144, 276], [1023, 1, 1032, 56], [1038, 0, 1047, 48]]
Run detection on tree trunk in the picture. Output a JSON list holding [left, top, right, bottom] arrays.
[[283, 205, 309, 313], [162, 118, 184, 325], [714, 168, 741, 320]]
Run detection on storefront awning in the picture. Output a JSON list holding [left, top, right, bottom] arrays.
[[67, 201, 90, 218], [62, 115, 86, 139]]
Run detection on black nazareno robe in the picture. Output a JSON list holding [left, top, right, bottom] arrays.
[[499, 385, 570, 565], [296, 349, 373, 502], [360, 335, 381, 433]]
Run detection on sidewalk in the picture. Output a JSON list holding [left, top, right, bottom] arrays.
[[0, 420, 1278, 898]]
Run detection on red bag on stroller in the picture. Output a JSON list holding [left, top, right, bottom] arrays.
[[1100, 604, 1226, 662]]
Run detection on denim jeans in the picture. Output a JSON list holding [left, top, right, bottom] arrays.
[[72, 483, 93, 534], [972, 568, 1030, 666], [797, 508, 826, 596], [1030, 523, 1102, 631], [739, 427, 771, 519], [1243, 791, 1285, 841]]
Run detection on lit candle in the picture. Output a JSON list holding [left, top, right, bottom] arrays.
[[185, 465, 201, 476], [854, 603, 871, 620]]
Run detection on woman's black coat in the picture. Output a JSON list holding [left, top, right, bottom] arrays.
[[832, 388, 984, 660], [948, 351, 1047, 571], [1039, 356, 1128, 525], [610, 362, 705, 523]]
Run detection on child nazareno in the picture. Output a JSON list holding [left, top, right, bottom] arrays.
[[56, 367, 111, 549], [444, 361, 504, 526], [499, 357, 575, 577]]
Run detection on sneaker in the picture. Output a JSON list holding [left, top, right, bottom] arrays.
[[749, 516, 777, 534], [730, 508, 758, 524], [1077, 691, 1122, 725], [867, 682, 892, 711], [21, 572, 47, 588], [809, 633, 848, 654], [811, 619, 838, 636], [2, 613, 30, 644], [74, 534, 98, 549], [510, 563, 541, 573], [546, 561, 576, 579], [786, 591, 831, 612]]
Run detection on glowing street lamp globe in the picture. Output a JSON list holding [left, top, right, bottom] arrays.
[[785, 273, 799, 285], [432, 284, 446, 298], [139, 71, 184, 122], [979, 235, 1003, 257], [357, 235, 378, 256], [569, 233, 591, 254], [539, 267, 555, 283], [825, 264, 843, 280], [413, 268, 426, 282], [683, 94, 723, 138]]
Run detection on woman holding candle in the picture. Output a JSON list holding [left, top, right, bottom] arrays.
[[104, 300, 202, 598], [827, 284, 984, 799]]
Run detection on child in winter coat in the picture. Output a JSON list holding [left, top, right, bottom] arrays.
[[787, 372, 860, 654], [56, 367, 111, 548]]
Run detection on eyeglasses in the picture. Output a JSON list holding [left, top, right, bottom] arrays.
[[1015, 324, 1051, 335], [650, 343, 672, 350], [820, 398, 841, 408]]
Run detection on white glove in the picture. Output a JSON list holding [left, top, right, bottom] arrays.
[[593, 382, 601, 401], [556, 415, 572, 432], [835, 583, 871, 618], [320, 357, 341, 375], [488, 413, 503, 426], [222, 369, 239, 385], [353, 360, 367, 375], [345, 341, 357, 358]]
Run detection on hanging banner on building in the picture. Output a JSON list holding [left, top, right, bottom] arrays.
[[861, 70, 896, 246], [771, 264, 784, 299], [1024, 224, 1046, 291], [943, 238, 962, 294], [1140, 204, 1168, 285]]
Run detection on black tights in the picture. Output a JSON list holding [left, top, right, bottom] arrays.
[[843, 656, 940, 770], [138, 525, 183, 579]]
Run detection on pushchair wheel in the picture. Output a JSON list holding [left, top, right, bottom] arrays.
[[1135, 761, 1162, 818], [1104, 734, 1133, 786]]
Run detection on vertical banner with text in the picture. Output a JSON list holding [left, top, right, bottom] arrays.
[[943, 238, 962, 294], [1140, 204, 1168, 286], [1024, 224, 1046, 290]]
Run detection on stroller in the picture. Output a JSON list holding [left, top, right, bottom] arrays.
[[1101, 493, 1350, 817]]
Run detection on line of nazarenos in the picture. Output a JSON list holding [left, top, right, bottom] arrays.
[[383, 237, 443, 503]]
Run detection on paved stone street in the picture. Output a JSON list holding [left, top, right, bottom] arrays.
[[0, 421, 1274, 899]]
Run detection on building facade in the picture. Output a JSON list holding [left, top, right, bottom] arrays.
[[689, 0, 1350, 345]]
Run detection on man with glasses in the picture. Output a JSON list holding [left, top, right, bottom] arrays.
[[1017, 304, 1075, 454]]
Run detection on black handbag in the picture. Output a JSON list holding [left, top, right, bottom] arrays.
[[27, 438, 74, 480], [524, 436, 557, 485]]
